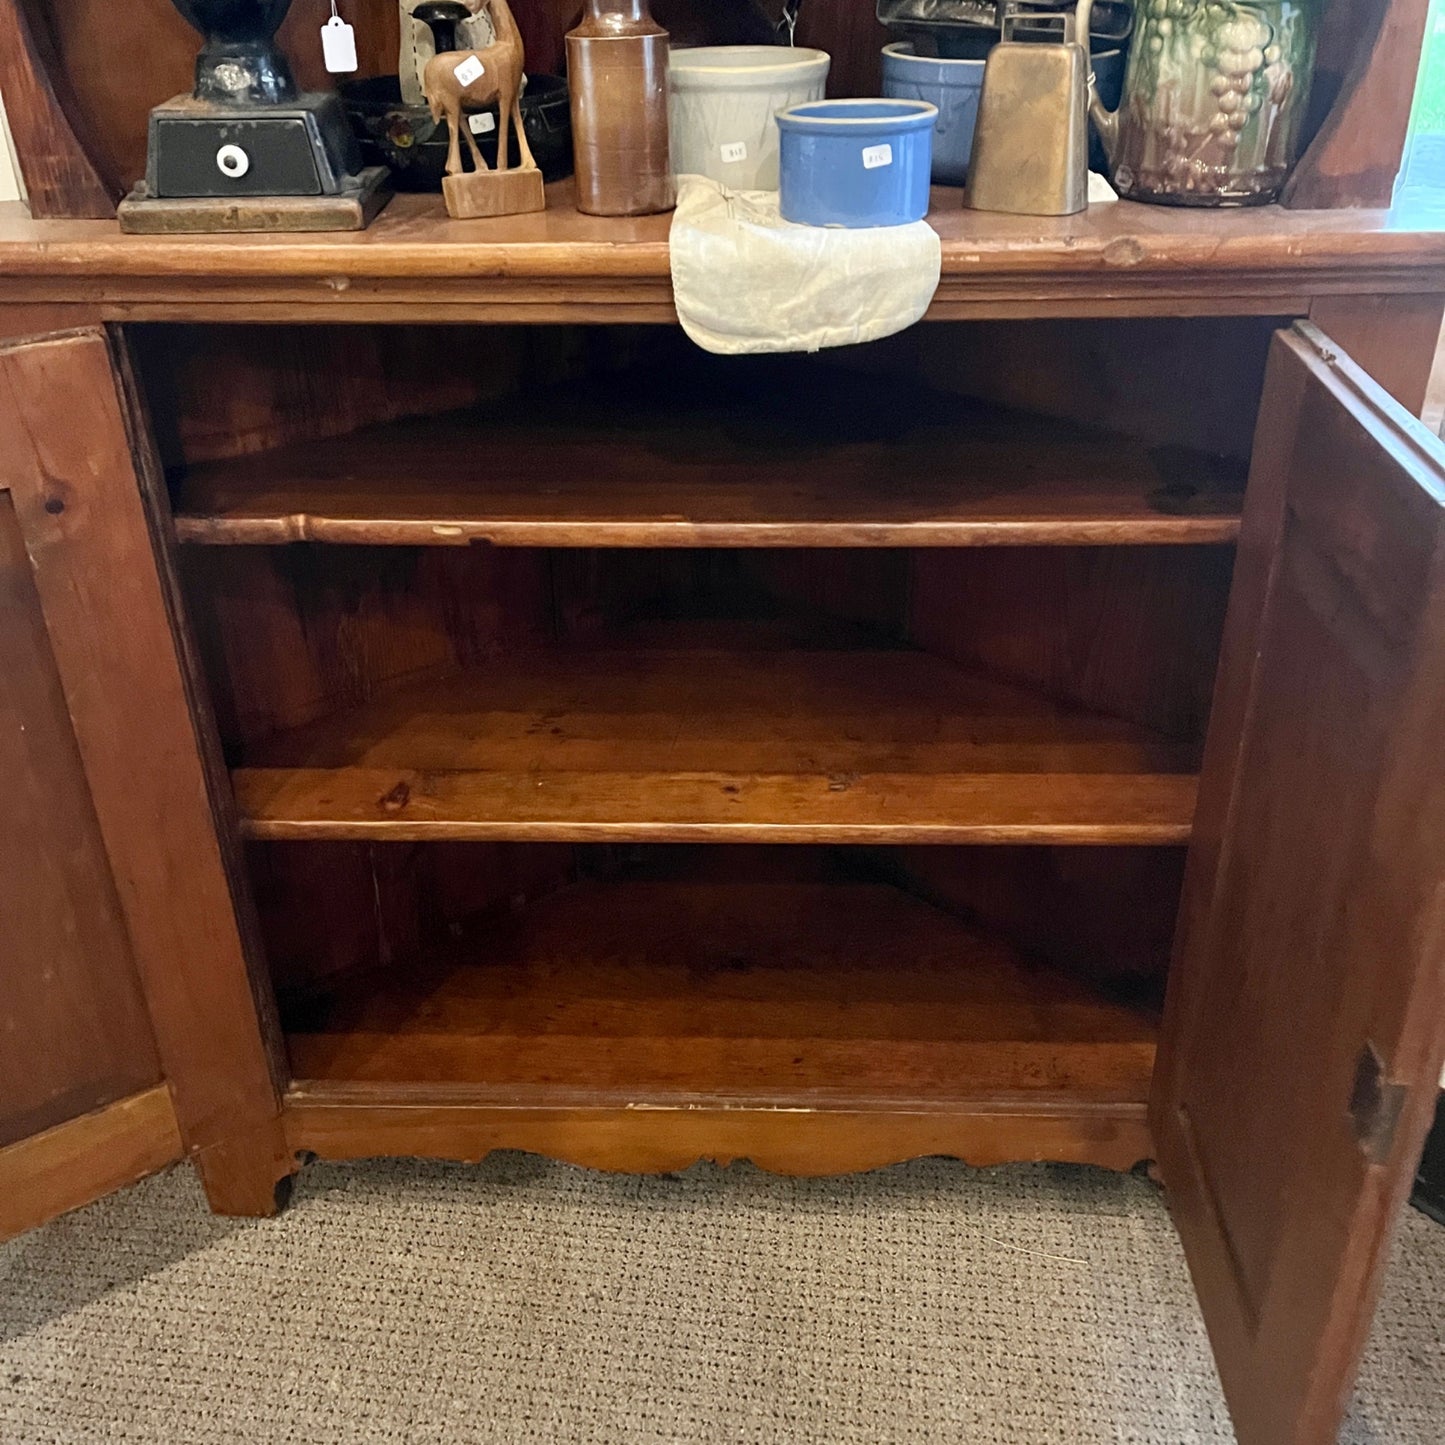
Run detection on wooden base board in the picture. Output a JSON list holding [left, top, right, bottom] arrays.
[[443, 166, 545, 220], [118, 168, 392, 234], [0, 1085, 182, 1241], [283, 1093, 1154, 1178]]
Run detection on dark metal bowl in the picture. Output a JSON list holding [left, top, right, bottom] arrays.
[[340, 73, 573, 192]]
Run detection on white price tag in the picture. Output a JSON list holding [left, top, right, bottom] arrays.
[[320, 15, 357, 74], [861, 143, 893, 170], [454, 55, 485, 87], [468, 112, 497, 136], [720, 141, 748, 164]]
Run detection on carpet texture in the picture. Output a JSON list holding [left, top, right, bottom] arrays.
[[1, 1158, 1441, 1444]]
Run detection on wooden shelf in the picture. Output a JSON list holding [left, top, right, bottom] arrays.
[[283, 865, 1159, 1110], [4, 187, 1445, 322], [171, 376, 1245, 549], [233, 644, 1199, 844]]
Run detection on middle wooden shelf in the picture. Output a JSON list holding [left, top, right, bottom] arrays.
[[231, 637, 1199, 844]]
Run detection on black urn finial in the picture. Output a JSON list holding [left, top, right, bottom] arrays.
[[169, 0, 299, 106], [412, 2, 473, 54]]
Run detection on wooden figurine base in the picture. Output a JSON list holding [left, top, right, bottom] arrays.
[[442, 166, 545, 219], [118, 167, 392, 234]]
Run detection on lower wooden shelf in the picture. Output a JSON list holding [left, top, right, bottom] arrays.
[[233, 644, 1199, 844], [278, 863, 1158, 1173]]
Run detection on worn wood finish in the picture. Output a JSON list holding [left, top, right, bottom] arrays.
[[0, 0, 117, 218], [130, 323, 600, 470], [900, 316, 1286, 465], [0, 193, 1444, 323], [170, 395, 1245, 549], [182, 543, 556, 756], [883, 846, 1186, 1000], [1154, 323, 1445, 1445], [0, 493, 163, 1149], [285, 1094, 1154, 1176], [1284, 0, 1429, 210], [192, 1114, 298, 1218], [281, 862, 1158, 1107], [180, 542, 1218, 825], [231, 646, 1199, 844], [249, 840, 578, 999], [239, 767, 1198, 845], [795, 0, 890, 101], [0, 329, 282, 1180], [0, 304, 103, 340], [117, 171, 394, 236], [0, 1085, 182, 1243], [910, 545, 1236, 741], [1307, 292, 1445, 417]]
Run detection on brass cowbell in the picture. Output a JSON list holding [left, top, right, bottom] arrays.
[[968, 2, 1090, 217]]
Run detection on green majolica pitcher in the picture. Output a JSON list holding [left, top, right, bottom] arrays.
[[1081, 0, 1319, 205]]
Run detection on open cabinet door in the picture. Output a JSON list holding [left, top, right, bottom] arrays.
[[1154, 321, 1445, 1445], [0, 464, 180, 1241], [0, 325, 285, 1236]]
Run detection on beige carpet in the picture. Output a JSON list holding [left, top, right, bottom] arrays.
[[1, 1157, 1440, 1444]]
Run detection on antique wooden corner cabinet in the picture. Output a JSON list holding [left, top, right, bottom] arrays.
[[2, 3, 1444, 1442]]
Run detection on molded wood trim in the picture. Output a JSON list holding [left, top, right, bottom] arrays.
[[284, 1090, 1154, 1177], [1, 191, 1445, 323], [0, 1085, 182, 1242]]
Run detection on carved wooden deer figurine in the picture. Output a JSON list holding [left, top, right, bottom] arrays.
[[423, 0, 538, 181]]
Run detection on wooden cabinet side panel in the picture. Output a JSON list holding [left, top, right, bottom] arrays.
[[1308, 293, 1445, 418], [0, 0, 118, 217], [1284, 0, 1430, 209], [0, 491, 162, 1148], [0, 328, 281, 1157]]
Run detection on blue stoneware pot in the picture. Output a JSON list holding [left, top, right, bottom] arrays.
[[777, 99, 938, 227], [880, 43, 983, 186]]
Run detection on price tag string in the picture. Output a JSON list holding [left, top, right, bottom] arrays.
[[321, 0, 358, 73]]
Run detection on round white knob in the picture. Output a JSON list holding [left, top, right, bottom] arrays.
[[215, 144, 250, 179]]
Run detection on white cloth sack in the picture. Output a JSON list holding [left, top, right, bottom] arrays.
[[668, 175, 942, 356]]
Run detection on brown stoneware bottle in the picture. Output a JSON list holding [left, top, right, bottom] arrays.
[[567, 0, 675, 216]]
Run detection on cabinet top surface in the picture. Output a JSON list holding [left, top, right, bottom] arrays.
[[4, 183, 1445, 321]]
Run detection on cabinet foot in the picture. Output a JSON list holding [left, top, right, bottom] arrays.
[[193, 1119, 298, 1218]]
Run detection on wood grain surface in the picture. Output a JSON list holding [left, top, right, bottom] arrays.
[[282, 867, 1158, 1103], [231, 645, 1199, 844], [171, 393, 1245, 549], [0, 191, 1443, 322], [0, 329, 282, 1162], [0, 492, 163, 1150], [284, 1094, 1154, 1177], [1284, 0, 1430, 210], [1155, 323, 1445, 1445], [0, 0, 118, 218], [0, 1085, 182, 1242]]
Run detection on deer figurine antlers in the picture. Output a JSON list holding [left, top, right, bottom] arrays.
[[422, 0, 545, 216]]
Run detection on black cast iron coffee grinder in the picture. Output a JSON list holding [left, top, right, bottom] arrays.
[[119, 0, 391, 232]]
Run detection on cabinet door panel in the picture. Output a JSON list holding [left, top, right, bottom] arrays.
[[0, 326, 282, 1231], [1155, 322, 1445, 1445], [0, 490, 181, 1238]]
